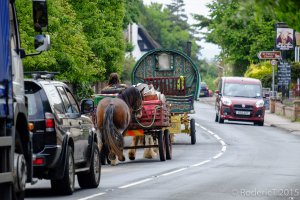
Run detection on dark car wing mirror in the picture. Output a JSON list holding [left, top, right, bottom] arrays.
[[33, 0, 48, 32], [81, 99, 94, 114]]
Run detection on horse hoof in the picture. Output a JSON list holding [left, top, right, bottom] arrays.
[[118, 156, 126, 162], [129, 156, 135, 160]]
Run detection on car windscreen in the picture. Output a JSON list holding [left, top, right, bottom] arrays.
[[201, 82, 207, 88], [224, 83, 262, 98]]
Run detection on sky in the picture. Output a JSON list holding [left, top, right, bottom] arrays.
[[143, 0, 221, 61]]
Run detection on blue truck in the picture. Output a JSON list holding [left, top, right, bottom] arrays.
[[0, 1, 50, 199]]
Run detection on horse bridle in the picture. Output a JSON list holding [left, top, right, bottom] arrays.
[[132, 90, 143, 115]]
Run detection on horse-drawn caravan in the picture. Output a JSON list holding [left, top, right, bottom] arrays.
[[131, 49, 201, 144]]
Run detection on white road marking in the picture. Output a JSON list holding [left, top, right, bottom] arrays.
[[213, 152, 223, 159], [118, 178, 153, 189], [90, 122, 228, 196], [161, 168, 187, 176], [191, 160, 211, 167], [77, 192, 106, 200]]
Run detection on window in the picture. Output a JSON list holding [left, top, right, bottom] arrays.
[[57, 86, 73, 113], [155, 53, 174, 71], [65, 88, 79, 113], [224, 83, 262, 98], [43, 84, 64, 114]]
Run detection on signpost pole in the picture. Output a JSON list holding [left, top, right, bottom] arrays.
[[272, 65, 275, 97], [271, 60, 277, 98]]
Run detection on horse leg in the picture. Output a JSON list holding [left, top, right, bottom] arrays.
[[128, 137, 136, 160], [170, 133, 175, 143], [153, 135, 159, 154], [144, 135, 157, 159], [108, 151, 118, 166], [118, 150, 126, 162]]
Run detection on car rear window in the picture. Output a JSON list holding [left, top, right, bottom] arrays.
[[25, 82, 44, 119]]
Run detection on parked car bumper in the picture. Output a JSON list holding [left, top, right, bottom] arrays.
[[200, 90, 209, 97]]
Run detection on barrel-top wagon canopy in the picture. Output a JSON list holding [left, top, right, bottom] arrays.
[[131, 49, 201, 100]]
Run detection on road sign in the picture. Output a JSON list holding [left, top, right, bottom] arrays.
[[271, 59, 277, 66], [257, 51, 281, 59], [277, 62, 291, 86]]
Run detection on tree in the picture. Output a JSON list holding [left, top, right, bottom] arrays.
[[69, 0, 126, 78], [243, 0, 300, 32], [16, 0, 101, 85], [193, 0, 276, 76], [166, 0, 188, 29], [123, 0, 143, 29], [139, 3, 200, 59]]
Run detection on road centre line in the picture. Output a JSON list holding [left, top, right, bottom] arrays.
[[116, 124, 227, 190], [118, 178, 153, 189], [191, 160, 211, 167], [77, 192, 106, 200], [76, 124, 228, 199], [161, 167, 187, 176]]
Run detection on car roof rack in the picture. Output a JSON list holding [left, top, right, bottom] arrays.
[[24, 71, 60, 80]]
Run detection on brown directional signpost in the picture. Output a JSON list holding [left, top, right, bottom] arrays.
[[257, 51, 282, 98], [257, 51, 281, 59]]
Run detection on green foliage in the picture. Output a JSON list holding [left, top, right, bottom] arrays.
[[121, 56, 136, 82], [16, 0, 129, 95], [139, 3, 200, 59], [244, 61, 272, 88], [291, 62, 300, 83], [244, 0, 300, 32], [69, 0, 126, 78], [193, 0, 276, 76], [196, 60, 218, 91], [16, 0, 102, 85], [123, 0, 143, 29]]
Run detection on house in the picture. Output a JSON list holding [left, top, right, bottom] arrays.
[[125, 23, 161, 60]]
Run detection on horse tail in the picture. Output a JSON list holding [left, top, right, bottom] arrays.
[[102, 103, 124, 159]]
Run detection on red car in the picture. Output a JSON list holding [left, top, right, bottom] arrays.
[[215, 77, 265, 126]]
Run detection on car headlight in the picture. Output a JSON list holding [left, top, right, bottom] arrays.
[[256, 99, 264, 108], [222, 97, 232, 106]]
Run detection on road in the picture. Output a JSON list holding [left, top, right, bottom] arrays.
[[25, 99, 300, 200]]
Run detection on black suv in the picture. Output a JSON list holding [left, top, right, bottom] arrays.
[[25, 73, 101, 195]]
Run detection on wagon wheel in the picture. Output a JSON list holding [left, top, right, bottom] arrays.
[[190, 118, 196, 145], [164, 129, 172, 160], [158, 130, 166, 161]]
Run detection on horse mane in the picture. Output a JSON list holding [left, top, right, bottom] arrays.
[[117, 86, 142, 111]]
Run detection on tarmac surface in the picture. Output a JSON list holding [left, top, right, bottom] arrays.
[[198, 97, 300, 136]]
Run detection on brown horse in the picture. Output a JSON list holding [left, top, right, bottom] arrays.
[[96, 86, 143, 165]]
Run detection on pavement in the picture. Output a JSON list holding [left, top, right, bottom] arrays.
[[198, 97, 300, 136]]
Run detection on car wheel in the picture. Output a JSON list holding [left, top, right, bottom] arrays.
[[51, 146, 75, 195], [255, 121, 264, 126], [78, 143, 101, 188], [215, 113, 218, 122], [218, 110, 224, 124]]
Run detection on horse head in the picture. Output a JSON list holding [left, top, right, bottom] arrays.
[[118, 86, 144, 119]]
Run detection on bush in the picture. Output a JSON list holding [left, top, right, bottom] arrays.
[[244, 61, 272, 88]]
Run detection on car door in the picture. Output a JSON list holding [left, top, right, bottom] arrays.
[[65, 88, 91, 162], [56, 86, 85, 163]]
